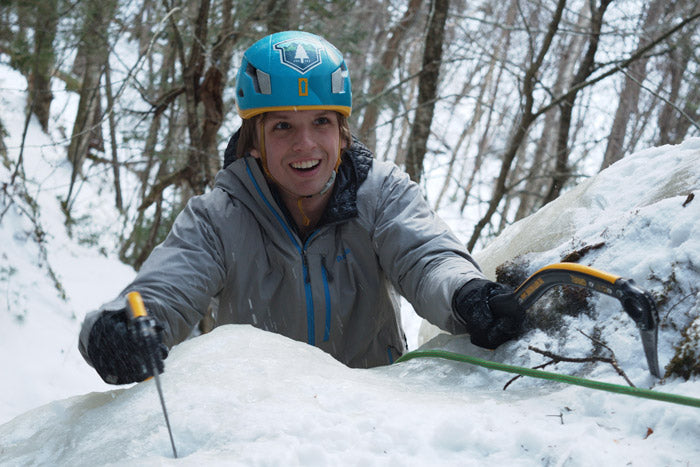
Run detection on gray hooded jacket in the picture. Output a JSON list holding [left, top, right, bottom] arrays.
[[79, 140, 483, 368]]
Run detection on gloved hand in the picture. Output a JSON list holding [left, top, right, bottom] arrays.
[[86, 308, 168, 385], [453, 279, 524, 349]]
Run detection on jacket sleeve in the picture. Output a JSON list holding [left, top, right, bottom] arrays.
[[79, 189, 229, 365], [358, 161, 485, 334]]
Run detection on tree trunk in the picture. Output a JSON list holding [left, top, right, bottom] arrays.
[[199, 65, 224, 177], [600, 0, 664, 170], [104, 62, 123, 213], [65, 0, 118, 209], [358, 0, 423, 152], [28, 0, 58, 132], [405, 0, 449, 183], [542, 0, 612, 205], [657, 36, 694, 145]]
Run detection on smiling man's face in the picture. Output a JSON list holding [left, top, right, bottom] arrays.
[[251, 110, 345, 200]]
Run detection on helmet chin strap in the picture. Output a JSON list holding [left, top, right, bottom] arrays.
[[309, 168, 336, 197]]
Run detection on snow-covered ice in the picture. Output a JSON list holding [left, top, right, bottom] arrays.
[[2, 325, 699, 466]]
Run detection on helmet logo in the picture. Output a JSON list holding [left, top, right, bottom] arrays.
[[274, 39, 323, 74], [299, 78, 309, 96]]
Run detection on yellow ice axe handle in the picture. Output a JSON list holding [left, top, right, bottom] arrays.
[[127, 291, 148, 318], [125, 291, 156, 349], [513, 263, 656, 327]]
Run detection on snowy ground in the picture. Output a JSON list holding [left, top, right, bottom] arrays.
[[1, 61, 699, 464]]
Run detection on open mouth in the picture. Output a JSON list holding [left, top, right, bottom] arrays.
[[290, 160, 320, 171]]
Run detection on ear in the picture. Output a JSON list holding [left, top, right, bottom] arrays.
[[249, 148, 261, 159]]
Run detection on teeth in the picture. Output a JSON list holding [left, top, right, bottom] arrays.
[[291, 160, 320, 170]]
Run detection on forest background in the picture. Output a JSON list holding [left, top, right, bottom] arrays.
[[1, 0, 700, 275]]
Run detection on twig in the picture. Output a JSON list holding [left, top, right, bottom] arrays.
[[547, 412, 565, 425], [528, 343, 635, 387], [664, 291, 697, 319], [0, 183, 14, 220], [503, 360, 554, 390], [578, 330, 636, 387]]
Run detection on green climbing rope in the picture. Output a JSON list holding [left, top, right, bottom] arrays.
[[395, 349, 700, 409]]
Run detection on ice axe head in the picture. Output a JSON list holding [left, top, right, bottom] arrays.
[[513, 263, 662, 378]]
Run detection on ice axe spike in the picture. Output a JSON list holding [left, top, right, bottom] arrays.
[[126, 292, 178, 458], [512, 263, 661, 378]]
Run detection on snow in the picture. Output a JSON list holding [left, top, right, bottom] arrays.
[[1, 60, 700, 464], [3, 326, 699, 465], [0, 65, 133, 424]]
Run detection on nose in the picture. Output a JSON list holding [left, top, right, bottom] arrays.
[[292, 125, 317, 152]]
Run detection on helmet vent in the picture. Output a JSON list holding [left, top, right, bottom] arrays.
[[257, 69, 272, 95], [331, 64, 347, 94], [245, 63, 272, 95]]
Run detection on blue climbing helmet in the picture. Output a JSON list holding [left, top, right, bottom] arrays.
[[235, 31, 352, 119]]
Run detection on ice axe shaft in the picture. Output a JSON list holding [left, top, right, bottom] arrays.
[[127, 292, 178, 458], [512, 263, 661, 378]]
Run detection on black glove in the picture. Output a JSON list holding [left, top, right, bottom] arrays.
[[453, 279, 524, 349], [87, 308, 168, 385]]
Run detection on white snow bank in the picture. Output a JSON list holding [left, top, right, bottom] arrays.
[[1, 325, 698, 466], [475, 138, 700, 279]]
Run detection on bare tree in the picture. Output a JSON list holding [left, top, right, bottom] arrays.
[[64, 0, 118, 213], [656, 21, 699, 145], [542, 0, 613, 205], [436, 0, 518, 212], [357, 0, 424, 152], [599, 0, 665, 170], [405, 0, 450, 183], [465, 1, 700, 249], [28, 0, 58, 132], [6, 0, 700, 268], [467, 0, 567, 250], [514, 0, 591, 220], [104, 62, 123, 213]]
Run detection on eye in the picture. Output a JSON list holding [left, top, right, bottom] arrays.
[[272, 121, 291, 130], [314, 116, 331, 126]]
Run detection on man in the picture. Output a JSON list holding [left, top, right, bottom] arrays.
[[79, 31, 523, 385]]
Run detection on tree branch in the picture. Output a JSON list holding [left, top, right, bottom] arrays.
[[534, 10, 700, 119], [528, 343, 635, 387]]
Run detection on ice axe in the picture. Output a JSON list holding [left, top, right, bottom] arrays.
[[512, 263, 661, 378], [126, 291, 178, 458]]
